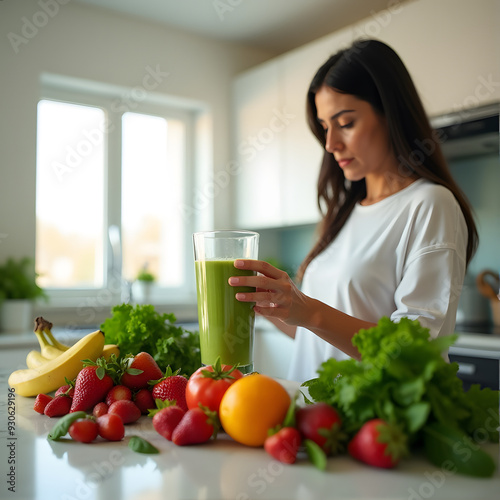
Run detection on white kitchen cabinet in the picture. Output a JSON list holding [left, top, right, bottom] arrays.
[[232, 0, 499, 229], [233, 59, 285, 229], [232, 39, 334, 228], [279, 33, 350, 226]]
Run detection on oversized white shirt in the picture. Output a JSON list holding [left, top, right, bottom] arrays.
[[287, 179, 468, 383]]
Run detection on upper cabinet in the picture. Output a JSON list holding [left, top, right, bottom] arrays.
[[231, 0, 500, 229], [233, 59, 284, 228]]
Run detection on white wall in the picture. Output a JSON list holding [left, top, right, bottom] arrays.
[[0, 0, 275, 262]]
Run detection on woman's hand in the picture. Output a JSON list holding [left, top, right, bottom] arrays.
[[228, 259, 309, 326]]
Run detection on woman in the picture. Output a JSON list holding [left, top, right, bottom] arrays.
[[229, 39, 478, 383]]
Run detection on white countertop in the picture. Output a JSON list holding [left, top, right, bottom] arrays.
[[1, 345, 499, 500]]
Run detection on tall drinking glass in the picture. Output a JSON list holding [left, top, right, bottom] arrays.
[[193, 230, 259, 374]]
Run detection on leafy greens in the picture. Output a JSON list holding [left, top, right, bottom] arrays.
[[302, 317, 499, 442], [100, 304, 201, 376]]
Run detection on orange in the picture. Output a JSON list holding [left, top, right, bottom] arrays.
[[219, 373, 291, 447]]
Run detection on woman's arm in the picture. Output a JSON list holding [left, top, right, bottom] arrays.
[[229, 259, 375, 360], [259, 315, 297, 339]]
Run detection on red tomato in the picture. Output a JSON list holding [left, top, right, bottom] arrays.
[[186, 359, 243, 413]]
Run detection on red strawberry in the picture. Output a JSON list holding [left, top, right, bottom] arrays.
[[108, 400, 141, 424], [44, 395, 72, 417], [151, 369, 188, 412], [69, 418, 99, 443], [55, 382, 75, 398], [121, 352, 163, 390], [348, 419, 408, 469], [105, 385, 132, 406], [134, 388, 156, 414], [296, 402, 345, 455], [152, 405, 186, 441], [97, 413, 125, 442], [171, 407, 218, 446], [93, 402, 109, 418], [70, 365, 114, 413], [264, 427, 302, 464], [34, 394, 53, 414]]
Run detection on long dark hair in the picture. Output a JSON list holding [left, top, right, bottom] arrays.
[[296, 39, 478, 281]]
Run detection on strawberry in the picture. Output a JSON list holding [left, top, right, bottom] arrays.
[[97, 413, 125, 442], [105, 385, 132, 406], [348, 418, 408, 469], [55, 379, 75, 398], [93, 402, 108, 418], [134, 388, 156, 414], [44, 395, 72, 417], [34, 393, 53, 414], [151, 368, 188, 412], [70, 362, 114, 413], [108, 400, 141, 424], [296, 402, 346, 455], [121, 352, 163, 390], [264, 427, 302, 464], [69, 418, 99, 443], [152, 404, 186, 441], [171, 406, 219, 446]]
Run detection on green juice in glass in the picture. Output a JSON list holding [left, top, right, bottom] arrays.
[[195, 259, 256, 372]]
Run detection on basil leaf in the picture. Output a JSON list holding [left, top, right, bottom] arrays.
[[304, 439, 327, 471], [423, 422, 495, 478], [47, 411, 87, 441], [128, 436, 160, 454], [282, 392, 298, 428]]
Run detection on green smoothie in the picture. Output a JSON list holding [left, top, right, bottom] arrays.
[[195, 259, 255, 371]]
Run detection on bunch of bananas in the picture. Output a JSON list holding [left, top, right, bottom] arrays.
[[8, 317, 119, 397]]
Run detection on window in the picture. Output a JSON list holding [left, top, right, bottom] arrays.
[[36, 100, 106, 289], [121, 112, 185, 287], [36, 83, 199, 307]]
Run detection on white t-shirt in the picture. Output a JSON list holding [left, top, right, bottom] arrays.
[[287, 179, 468, 383]]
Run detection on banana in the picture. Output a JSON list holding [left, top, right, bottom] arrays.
[[34, 330, 65, 360], [33, 317, 70, 360], [102, 344, 120, 360], [25, 350, 50, 369], [9, 330, 105, 397]]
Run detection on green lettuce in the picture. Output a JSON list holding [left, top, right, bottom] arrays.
[[100, 304, 201, 376], [303, 317, 499, 442]]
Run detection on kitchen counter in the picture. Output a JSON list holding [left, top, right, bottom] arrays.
[[1, 346, 499, 500]]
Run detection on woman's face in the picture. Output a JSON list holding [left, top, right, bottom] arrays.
[[314, 86, 396, 182]]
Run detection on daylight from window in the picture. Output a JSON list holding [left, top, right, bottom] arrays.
[[36, 99, 187, 292], [36, 100, 105, 288], [121, 112, 185, 287]]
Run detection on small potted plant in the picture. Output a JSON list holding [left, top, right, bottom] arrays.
[[0, 257, 47, 332], [134, 265, 156, 304]]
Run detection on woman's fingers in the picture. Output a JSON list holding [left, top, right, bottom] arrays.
[[234, 259, 284, 279], [235, 290, 276, 303], [228, 275, 277, 289]]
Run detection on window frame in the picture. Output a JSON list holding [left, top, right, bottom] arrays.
[[36, 79, 201, 314]]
